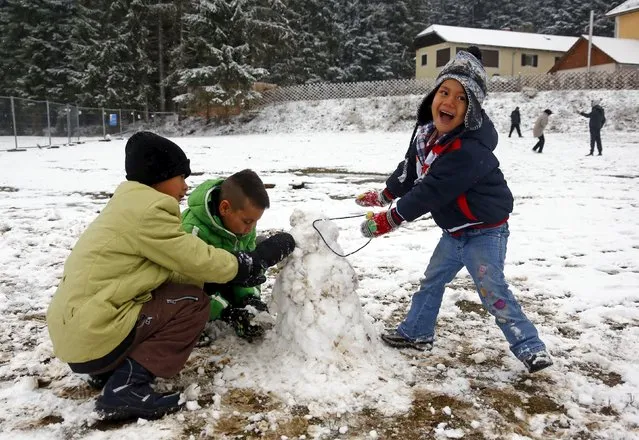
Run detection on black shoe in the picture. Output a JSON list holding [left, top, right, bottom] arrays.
[[586, 152, 593, 156], [221, 307, 265, 342], [597, 152, 602, 156], [381, 331, 433, 351], [243, 296, 269, 313], [96, 358, 182, 420], [87, 371, 114, 390], [522, 350, 553, 373]]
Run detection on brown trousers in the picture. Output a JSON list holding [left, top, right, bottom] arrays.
[[85, 283, 210, 378]]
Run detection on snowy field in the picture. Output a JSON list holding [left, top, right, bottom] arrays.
[[0, 87, 639, 440], [0, 126, 638, 440]]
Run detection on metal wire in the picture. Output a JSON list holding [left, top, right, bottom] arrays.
[[312, 214, 371, 257]]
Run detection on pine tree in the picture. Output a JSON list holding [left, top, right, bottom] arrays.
[[0, 0, 75, 101], [171, 0, 267, 120]]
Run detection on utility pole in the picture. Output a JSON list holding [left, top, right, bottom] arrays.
[[587, 10, 594, 73]]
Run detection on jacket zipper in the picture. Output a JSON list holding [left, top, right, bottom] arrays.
[[166, 296, 199, 304]]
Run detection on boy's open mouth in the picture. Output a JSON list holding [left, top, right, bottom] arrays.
[[439, 110, 455, 123]]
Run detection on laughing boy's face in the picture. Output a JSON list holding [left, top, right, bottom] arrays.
[[431, 79, 468, 134]]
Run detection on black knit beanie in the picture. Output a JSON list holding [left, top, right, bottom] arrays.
[[125, 131, 191, 186]]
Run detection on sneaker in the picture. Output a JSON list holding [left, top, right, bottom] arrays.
[[522, 350, 553, 373], [96, 358, 182, 421], [380, 330, 433, 351]]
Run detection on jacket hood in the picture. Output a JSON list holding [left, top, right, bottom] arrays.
[[186, 178, 225, 230], [462, 110, 498, 152]]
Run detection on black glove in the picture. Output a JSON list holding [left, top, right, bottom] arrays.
[[230, 251, 267, 287], [220, 307, 265, 342], [243, 296, 269, 313], [255, 232, 296, 267], [203, 282, 233, 298]]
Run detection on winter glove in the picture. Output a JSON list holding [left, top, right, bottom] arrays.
[[254, 232, 296, 267], [355, 188, 394, 207], [243, 296, 269, 313], [361, 208, 403, 238], [220, 307, 265, 342], [230, 251, 267, 287], [203, 282, 233, 298]]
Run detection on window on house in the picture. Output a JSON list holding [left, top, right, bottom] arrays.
[[555, 56, 561, 64], [521, 54, 539, 67], [436, 48, 451, 67], [421, 54, 428, 66], [482, 49, 499, 68]]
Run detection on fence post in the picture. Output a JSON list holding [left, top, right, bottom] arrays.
[[46, 100, 52, 147], [119, 109, 123, 137], [66, 105, 71, 145], [10, 97, 19, 151], [75, 106, 80, 143], [102, 107, 106, 139]]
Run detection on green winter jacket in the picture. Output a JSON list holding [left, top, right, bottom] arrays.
[[181, 178, 259, 318], [46, 181, 239, 363]]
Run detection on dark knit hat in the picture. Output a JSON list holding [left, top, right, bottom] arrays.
[[418, 46, 488, 131], [125, 131, 191, 186]]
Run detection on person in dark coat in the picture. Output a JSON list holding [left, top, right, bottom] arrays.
[[579, 100, 606, 156], [509, 106, 522, 137]]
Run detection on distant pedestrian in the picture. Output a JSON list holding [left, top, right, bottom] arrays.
[[509, 106, 522, 137], [579, 100, 606, 156], [532, 109, 552, 153]]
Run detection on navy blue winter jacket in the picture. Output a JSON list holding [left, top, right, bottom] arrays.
[[386, 111, 513, 231]]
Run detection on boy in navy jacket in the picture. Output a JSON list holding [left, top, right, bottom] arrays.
[[357, 47, 552, 374]]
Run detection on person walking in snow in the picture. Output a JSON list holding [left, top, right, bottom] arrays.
[[532, 109, 552, 153], [579, 100, 606, 156], [509, 106, 522, 138], [46, 132, 295, 421], [355, 47, 552, 374], [182, 169, 284, 342]]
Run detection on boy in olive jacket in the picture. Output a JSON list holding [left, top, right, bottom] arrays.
[[46, 133, 295, 421], [182, 169, 273, 340]]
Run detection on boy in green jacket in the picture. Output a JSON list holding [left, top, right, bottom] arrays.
[[182, 169, 273, 341], [47, 132, 295, 421]]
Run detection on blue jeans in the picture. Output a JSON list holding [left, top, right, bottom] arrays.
[[397, 224, 546, 360]]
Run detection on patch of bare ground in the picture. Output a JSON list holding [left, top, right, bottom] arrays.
[[574, 362, 624, 387], [470, 380, 565, 438], [345, 390, 487, 440], [456, 299, 488, 316]]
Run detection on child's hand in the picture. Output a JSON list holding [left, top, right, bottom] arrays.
[[220, 307, 264, 341], [360, 209, 403, 238], [243, 296, 269, 313], [255, 232, 296, 267], [231, 251, 267, 287], [355, 189, 392, 207]]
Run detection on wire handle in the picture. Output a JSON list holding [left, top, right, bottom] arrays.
[[312, 214, 371, 257]]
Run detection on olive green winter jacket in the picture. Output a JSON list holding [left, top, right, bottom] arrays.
[[181, 179, 259, 318], [46, 181, 239, 363]]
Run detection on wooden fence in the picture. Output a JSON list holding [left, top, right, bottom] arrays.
[[252, 70, 639, 106]]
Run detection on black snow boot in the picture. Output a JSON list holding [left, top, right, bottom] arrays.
[[522, 350, 553, 373], [381, 330, 433, 352], [87, 370, 114, 390], [95, 358, 182, 420]]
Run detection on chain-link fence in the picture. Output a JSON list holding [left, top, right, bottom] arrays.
[[252, 70, 639, 106], [0, 96, 178, 151]]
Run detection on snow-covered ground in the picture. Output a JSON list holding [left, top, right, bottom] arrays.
[[0, 91, 638, 439]]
